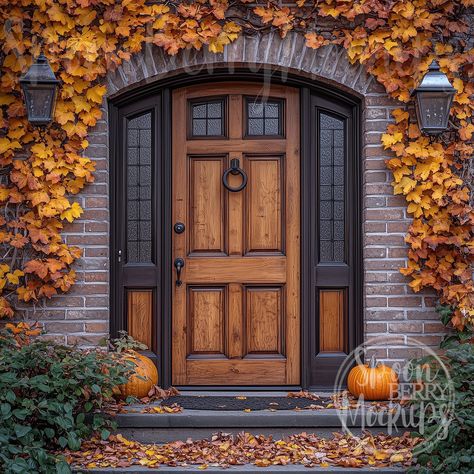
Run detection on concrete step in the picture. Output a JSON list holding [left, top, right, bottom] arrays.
[[78, 465, 406, 473], [115, 405, 413, 443]]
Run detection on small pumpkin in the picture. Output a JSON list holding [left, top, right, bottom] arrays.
[[347, 355, 398, 401], [119, 350, 158, 399]]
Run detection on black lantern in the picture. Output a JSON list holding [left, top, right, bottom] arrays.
[[411, 60, 456, 135], [19, 53, 60, 126]]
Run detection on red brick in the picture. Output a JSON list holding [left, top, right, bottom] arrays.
[[424, 322, 446, 333], [366, 309, 405, 321], [388, 322, 423, 333], [85, 322, 109, 332], [364, 222, 386, 232], [365, 159, 387, 170], [365, 297, 388, 307], [388, 296, 423, 307], [365, 260, 406, 271], [387, 222, 410, 233], [365, 172, 388, 183], [366, 285, 405, 295], [44, 322, 84, 333], [388, 248, 408, 258], [67, 335, 107, 346], [364, 272, 388, 283], [365, 209, 404, 220]]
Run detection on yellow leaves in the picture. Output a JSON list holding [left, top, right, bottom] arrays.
[[392, 109, 409, 124], [0, 137, 22, 155], [72, 95, 92, 114], [208, 21, 241, 53], [76, 8, 97, 26], [393, 1, 415, 20], [48, 4, 74, 27], [6, 269, 24, 285], [381, 132, 403, 149], [394, 176, 417, 195], [55, 101, 75, 125], [60, 202, 83, 223]]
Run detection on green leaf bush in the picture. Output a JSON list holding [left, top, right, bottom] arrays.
[[409, 343, 474, 473], [0, 330, 131, 473]]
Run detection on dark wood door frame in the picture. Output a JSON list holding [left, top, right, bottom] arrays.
[[109, 69, 362, 390]]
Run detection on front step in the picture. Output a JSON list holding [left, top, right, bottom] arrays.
[[116, 403, 412, 444]]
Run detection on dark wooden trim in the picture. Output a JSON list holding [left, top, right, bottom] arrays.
[[109, 69, 362, 390]]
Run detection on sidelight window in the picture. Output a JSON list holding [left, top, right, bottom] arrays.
[[318, 112, 345, 263], [126, 112, 153, 263]]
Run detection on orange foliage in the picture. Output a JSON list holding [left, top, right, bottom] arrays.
[[0, 0, 473, 334]]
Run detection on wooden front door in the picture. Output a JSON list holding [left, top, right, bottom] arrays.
[[171, 83, 300, 386]]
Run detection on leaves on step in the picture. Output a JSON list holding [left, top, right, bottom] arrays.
[[63, 431, 420, 470]]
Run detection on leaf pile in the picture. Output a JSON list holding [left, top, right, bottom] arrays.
[[64, 431, 419, 470]]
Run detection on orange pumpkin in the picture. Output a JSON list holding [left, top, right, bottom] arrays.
[[119, 350, 158, 399], [347, 356, 398, 401]]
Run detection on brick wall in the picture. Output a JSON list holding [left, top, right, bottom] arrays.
[[18, 31, 445, 361]]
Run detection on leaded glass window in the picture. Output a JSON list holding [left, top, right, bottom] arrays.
[[190, 98, 225, 137], [319, 112, 345, 263], [126, 112, 153, 263], [246, 98, 283, 136]]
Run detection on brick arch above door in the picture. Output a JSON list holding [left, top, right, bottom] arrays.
[[104, 32, 384, 100]]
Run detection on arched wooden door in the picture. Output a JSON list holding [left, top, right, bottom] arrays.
[[171, 83, 300, 385]]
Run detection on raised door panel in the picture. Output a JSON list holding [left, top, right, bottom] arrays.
[[319, 289, 346, 353], [245, 156, 283, 254], [189, 156, 226, 255], [244, 286, 283, 356], [127, 290, 153, 348], [187, 286, 226, 356]]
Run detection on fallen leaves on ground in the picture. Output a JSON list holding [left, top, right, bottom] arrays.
[[142, 385, 180, 403], [140, 403, 182, 414], [64, 431, 419, 470], [287, 390, 321, 401], [289, 390, 402, 413]]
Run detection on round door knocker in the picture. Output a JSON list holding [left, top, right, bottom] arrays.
[[222, 158, 248, 192]]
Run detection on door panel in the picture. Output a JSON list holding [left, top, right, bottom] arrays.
[[172, 83, 300, 386], [187, 286, 226, 355], [245, 156, 283, 254], [244, 286, 283, 356], [189, 156, 226, 255]]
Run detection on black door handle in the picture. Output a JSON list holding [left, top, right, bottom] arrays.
[[222, 158, 247, 192], [174, 258, 185, 287]]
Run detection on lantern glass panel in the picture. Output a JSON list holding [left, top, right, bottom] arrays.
[[416, 91, 453, 134], [23, 85, 57, 124]]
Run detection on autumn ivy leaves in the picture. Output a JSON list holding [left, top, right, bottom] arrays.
[[0, 1, 473, 334], [383, 115, 474, 330]]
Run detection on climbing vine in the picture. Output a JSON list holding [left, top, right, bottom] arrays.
[[0, 0, 473, 337]]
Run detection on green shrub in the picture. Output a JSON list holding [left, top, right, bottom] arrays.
[[0, 331, 131, 473], [409, 343, 474, 473]]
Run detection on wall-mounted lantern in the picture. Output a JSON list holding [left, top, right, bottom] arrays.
[[19, 53, 60, 126], [411, 60, 456, 135]]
